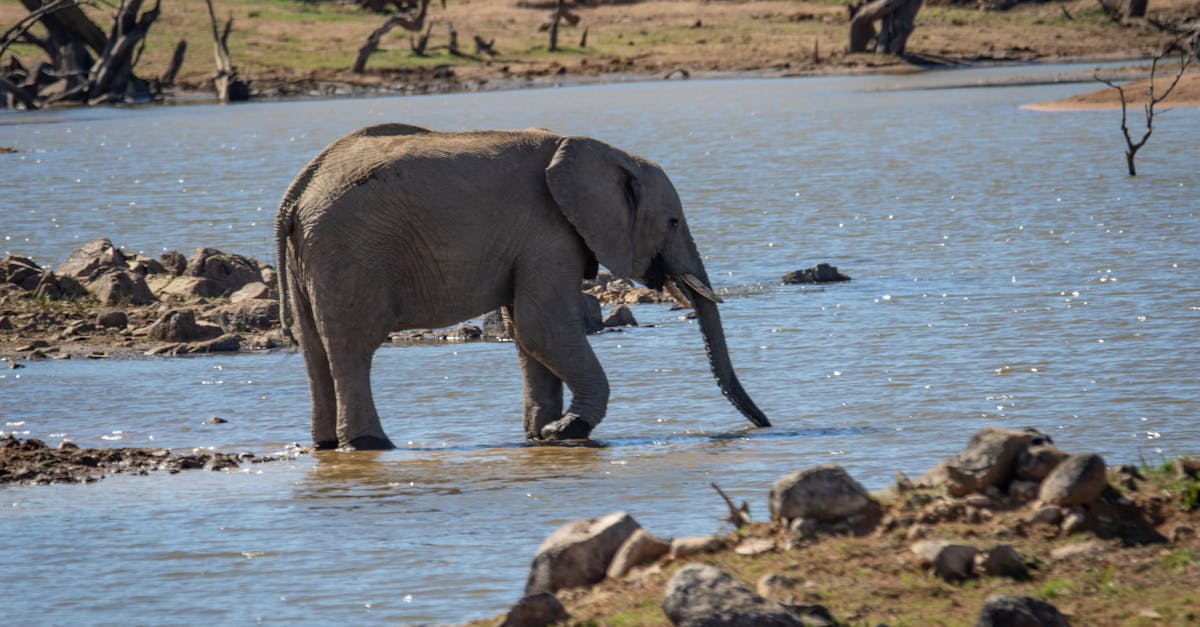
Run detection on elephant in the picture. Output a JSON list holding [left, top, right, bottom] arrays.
[[274, 123, 770, 450]]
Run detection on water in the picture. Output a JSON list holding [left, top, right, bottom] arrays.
[[2, 65, 1199, 623]]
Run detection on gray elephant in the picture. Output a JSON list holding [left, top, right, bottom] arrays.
[[275, 123, 769, 450]]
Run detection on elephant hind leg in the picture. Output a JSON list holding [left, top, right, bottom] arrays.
[[292, 288, 338, 448], [319, 324, 394, 450]]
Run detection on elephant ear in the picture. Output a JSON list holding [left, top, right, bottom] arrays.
[[546, 137, 642, 279]]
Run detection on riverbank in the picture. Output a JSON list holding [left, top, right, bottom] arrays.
[[471, 428, 1200, 625], [3, 0, 1198, 105]]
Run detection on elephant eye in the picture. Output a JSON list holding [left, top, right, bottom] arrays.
[[669, 218, 680, 229]]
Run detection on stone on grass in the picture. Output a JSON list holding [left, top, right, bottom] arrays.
[[918, 427, 1052, 497], [1017, 444, 1070, 482], [524, 511, 640, 595], [662, 563, 802, 627], [669, 536, 725, 559], [1039, 453, 1108, 506], [911, 540, 977, 581], [768, 464, 874, 523], [975, 594, 1068, 627], [500, 592, 568, 627], [975, 544, 1028, 580], [607, 528, 671, 578]]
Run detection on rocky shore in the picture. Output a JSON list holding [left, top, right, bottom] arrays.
[[2, 238, 847, 362], [478, 427, 1200, 626], [0, 434, 305, 486]]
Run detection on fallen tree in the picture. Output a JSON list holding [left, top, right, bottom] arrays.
[[848, 0, 923, 55], [2, 0, 169, 108]]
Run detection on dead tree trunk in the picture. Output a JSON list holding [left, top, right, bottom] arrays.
[[85, 0, 162, 104], [849, 0, 923, 55], [352, 0, 430, 73], [204, 0, 248, 102], [1125, 0, 1148, 18], [549, 0, 563, 52]]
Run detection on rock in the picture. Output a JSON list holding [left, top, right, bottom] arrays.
[[1008, 480, 1040, 504], [755, 573, 802, 602], [1049, 539, 1105, 561], [975, 544, 1028, 580], [206, 299, 279, 332], [580, 292, 604, 334], [975, 594, 1069, 627], [159, 250, 187, 275], [918, 427, 1051, 497], [781, 603, 837, 627], [1039, 453, 1108, 506], [781, 263, 850, 284], [149, 274, 221, 299], [184, 247, 263, 296], [501, 592, 569, 627], [127, 254, 167, 276], [202, 456, 238, 471], [95, 310, 129, 329], [1061, 509, 1087, 535], [525, 511, 641, 595], [148, 309, 222, 343], [768, 464, 875, 523], [1016, 444, 1069, 482], [87, 268, 156, 306], [607, 528, 671, 578], [1170, 524, 1195, 543], [441, 323, 483, 341], [56, 238, 127, 281], [204, 416, 228, 424], [1027, 505, 1063, 526], [1, 254, 44, 291], [185, 333, 242, 353], [230, 281, 272, 303], [669, 535, 725, 558], [662, 563, 802, 627], [602, 305, 638, 327], [0, 315, 13, 331], [911, 540, 977, 581], [482, 308, 510, 339], [734, 537, 775, 556]]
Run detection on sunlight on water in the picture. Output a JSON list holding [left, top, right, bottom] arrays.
[[2, 66, 1199, 623]]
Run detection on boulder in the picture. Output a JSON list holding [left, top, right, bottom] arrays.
[[975, 544, 1028, 580], [781, 263, 850, 284], [184, 247, 263, 296], [230, 281, 272, 303], [149, 274, 221, 299], [501, 592, 568, 627], [607, 528, 671, 578], [918, 427, 1051, 497], [768, 464, 874, 523], [2, 255, 42, 290], [148, 309, 222, 343], [87, 268, 156, 306], [580, 292, 604, 334], [56, 238, 127, 281], [206, 299, 279, 333], [661, 564, 803, 627], [602, 305, 638, 328], [911, 540, 977, 581], [524, 511, 641, 595], [670, 536, 725, 558], [1039, 453, 1108, 506], [159, 250, 187, 275], [127, 254, 167, 276], [975, 594, 1068, 627], [1016, 444, 1069, 482]]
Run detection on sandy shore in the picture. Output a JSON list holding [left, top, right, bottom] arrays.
[[1025, 71, 1200, 111]]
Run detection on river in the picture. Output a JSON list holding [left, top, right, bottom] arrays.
[[1, 64, 1198, 623]]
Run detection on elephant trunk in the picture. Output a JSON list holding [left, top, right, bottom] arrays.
[[681, 279, 771, 428]]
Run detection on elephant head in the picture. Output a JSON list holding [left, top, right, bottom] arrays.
[[545, 137, 771, 429]]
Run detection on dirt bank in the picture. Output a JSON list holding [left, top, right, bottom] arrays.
[[3, 0, 1198, 104], [1024, 70, 1200, 110]]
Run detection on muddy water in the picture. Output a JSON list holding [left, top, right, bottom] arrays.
[[2, 65, 1199, 623]]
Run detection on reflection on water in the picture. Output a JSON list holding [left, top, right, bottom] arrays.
[[1, 66, 1198, 623]]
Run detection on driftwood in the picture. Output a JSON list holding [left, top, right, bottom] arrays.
[[352, 0, 431, 73], [204, 0, 248, 102], [3, 0, 165, 108], [848, 0, 923, 55]]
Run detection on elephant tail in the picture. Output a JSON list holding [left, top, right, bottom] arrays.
[[274, 206, 297, 347]]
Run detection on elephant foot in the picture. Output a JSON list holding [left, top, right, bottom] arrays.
[[540, 415, 593, 441], [312, 440, 339, 451], [342, 435, 396, 450]]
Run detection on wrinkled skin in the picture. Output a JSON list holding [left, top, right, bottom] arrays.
[[275, 124, 769, 450]]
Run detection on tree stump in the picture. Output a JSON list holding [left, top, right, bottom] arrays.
[[848, 0, 923, 55]]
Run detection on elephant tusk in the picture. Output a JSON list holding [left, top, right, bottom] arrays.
[[679, 273, 724, 304], [664, 278, 693, 309]]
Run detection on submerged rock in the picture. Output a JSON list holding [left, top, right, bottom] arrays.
[[781, 263, 850, 284]]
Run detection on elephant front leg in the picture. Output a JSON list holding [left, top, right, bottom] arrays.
[[509, 296, 609, 441], [516, 345, 564, 439]]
